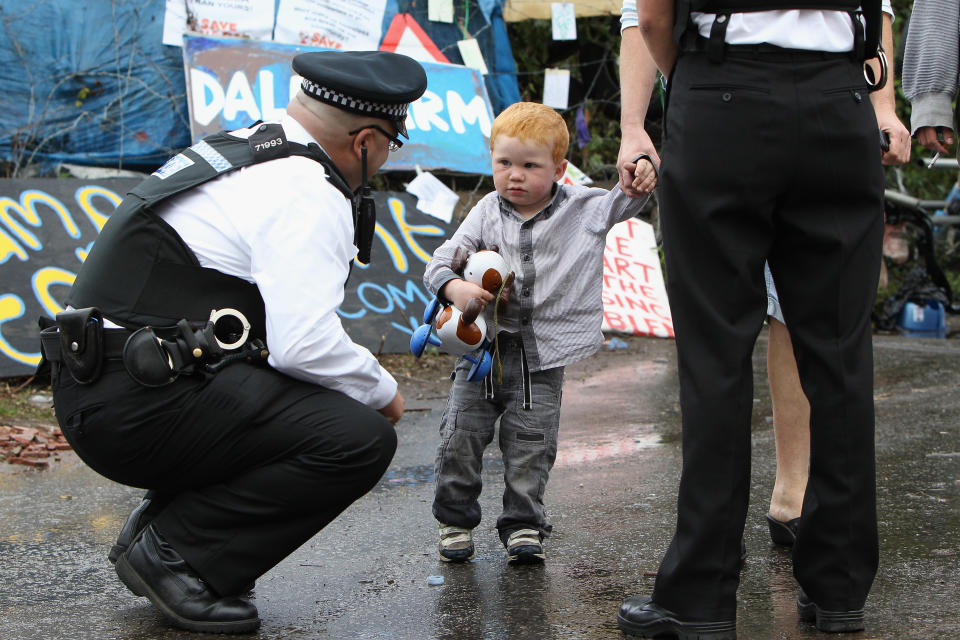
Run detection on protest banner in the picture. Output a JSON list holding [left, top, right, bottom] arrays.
[[182, 35, 495, 175], [601, 218, 674, 338]]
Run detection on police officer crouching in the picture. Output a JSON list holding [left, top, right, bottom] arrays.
[[39, 51, 426, 634]]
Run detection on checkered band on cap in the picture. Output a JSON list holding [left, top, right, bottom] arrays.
[[301, 79, 408, 120]]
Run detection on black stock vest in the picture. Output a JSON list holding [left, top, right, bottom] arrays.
[[68, 123, 355, 337], [674, 0, 881, 58]]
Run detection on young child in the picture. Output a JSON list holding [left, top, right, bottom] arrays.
[[423, 101, 656, 564]]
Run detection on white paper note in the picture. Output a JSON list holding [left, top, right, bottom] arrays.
[[551, 3, 577, 41], [406, 172, 461, 223], [542, 68, 570, 109], [457, 38, 489, 75], [429, 0, 455, 23]]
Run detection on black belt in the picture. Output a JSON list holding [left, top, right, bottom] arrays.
[[40, 326, 131, 363], [683, 36, 856, 62]]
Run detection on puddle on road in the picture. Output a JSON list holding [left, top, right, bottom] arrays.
[[379, 464, 436, 487], [555, 431, 661, 468], [380, 430, 663, 489]]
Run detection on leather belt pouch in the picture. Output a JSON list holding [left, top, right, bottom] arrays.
[[122, 326, 179, 387], [55, 307, 104, 384]]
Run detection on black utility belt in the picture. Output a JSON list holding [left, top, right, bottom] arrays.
[[40, 307, 268, 388]]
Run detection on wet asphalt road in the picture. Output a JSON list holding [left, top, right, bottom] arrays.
[[1, 330, 958, 640]]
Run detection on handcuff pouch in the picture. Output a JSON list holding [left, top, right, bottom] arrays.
[[55, 307, 104, 384]]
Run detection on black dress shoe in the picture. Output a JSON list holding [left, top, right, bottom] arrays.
[[797, 589, 865, 633], [765, 513, 799, 546], [617, 595, 736, 639], [109, 496, 153, 565], [115, 525, 261, 634]]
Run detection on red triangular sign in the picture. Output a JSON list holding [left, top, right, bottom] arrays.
[[380, 13, 451, 64]]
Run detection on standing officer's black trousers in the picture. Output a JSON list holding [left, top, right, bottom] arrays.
[[653, 47, 884, 620], [52, 358, 397, 597]]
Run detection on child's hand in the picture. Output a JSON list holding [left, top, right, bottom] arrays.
[[631, 154, 659, 194], [440, 279, 494, 313]]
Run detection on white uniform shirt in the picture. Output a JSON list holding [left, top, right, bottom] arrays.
[[156, 113, 397, 409], [620, 1, 892, 50]]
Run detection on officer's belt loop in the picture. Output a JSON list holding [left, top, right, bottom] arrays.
[[850, 11, 865, 62], [708, 13, 730, 64]]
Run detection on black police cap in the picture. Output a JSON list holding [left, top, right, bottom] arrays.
[[292, 50, 427, 138]]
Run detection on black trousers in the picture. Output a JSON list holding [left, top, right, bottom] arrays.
[[653, 49, 884, 620], [52, 358, 397, 596]]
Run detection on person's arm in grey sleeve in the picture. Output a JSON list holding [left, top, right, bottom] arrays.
[[902, 0, 960, 152]]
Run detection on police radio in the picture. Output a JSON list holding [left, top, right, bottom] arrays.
[[355, 145, 376, 264]]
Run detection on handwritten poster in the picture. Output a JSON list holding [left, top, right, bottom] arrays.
[[601, 218, 673, 338], [274, 0, 387, 50], [162, 0, 276, 46]]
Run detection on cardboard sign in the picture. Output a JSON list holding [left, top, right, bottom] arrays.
[[182, 35, 495, 175], [601, 218, 674, 338]]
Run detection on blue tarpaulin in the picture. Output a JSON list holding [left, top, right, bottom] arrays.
[[0, 0, 520, 174]]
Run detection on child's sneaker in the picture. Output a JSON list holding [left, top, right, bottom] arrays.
[[506, 528, 545, 564], [438, 523, 476, 562]]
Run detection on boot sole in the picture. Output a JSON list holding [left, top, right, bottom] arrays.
[[797, 598, 865, 633], [507, 547, 545, 565], [115, 555, 261, 634], [114, 548, 147, 597], [617, 611, 737, 639], [438, 546, 476, 563]]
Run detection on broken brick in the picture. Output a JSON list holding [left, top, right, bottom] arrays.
[[12, 426, 38, 440], [8, 457, 49, 469]]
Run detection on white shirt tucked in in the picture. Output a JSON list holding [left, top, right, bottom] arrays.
[[620, 0, 892, 51]]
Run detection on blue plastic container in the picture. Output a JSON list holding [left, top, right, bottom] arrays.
[[897, 300, 947, 338]]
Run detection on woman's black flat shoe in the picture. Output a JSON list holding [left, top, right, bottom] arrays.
[[766, 513, 799, 546]]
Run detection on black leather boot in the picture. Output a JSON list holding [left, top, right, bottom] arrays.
[[115, 525, 260, 634], [617, 596, 737, 639], [109, 495, 152, 565], [110, 496, 254, 598], [797, 589, 865, 633]]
